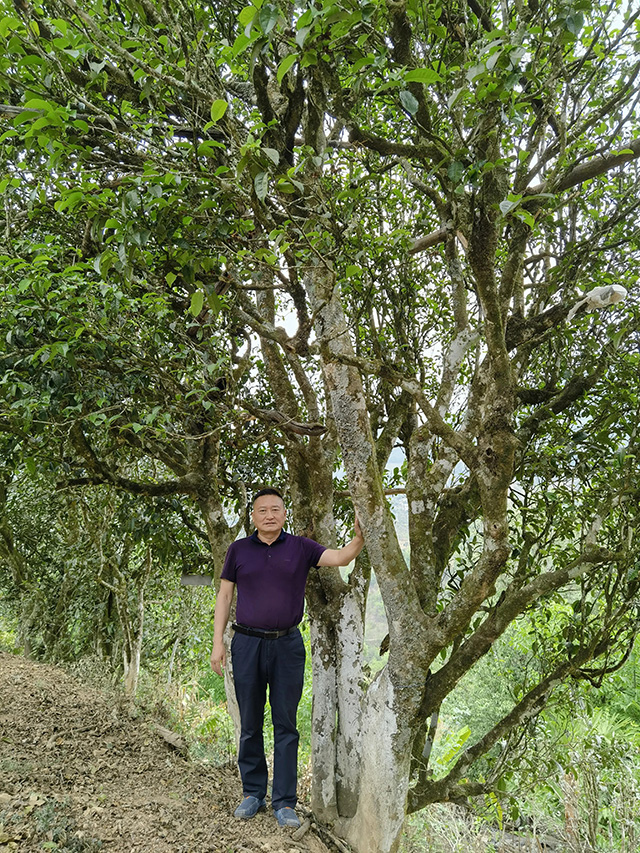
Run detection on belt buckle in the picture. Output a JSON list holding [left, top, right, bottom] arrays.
[[264, 630, 279, 639]]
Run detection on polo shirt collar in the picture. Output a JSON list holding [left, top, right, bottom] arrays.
[[251, 529, 287, 545]]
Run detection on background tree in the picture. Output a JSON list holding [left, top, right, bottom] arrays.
[[1, 1, 640, 851]]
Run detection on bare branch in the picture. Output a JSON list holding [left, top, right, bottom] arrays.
[[240, 402, 327, 437]]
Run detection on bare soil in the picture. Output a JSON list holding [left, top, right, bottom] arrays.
[[0, 652, 332, 853]]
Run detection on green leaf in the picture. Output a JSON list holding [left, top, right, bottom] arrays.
[[54, 191, 84, 213], [565, 12, 584, 36], [231, 33, 251, 58], [276, 179, 297, 193], [448, 161, 465, 183], [125, 189, 141, 209], [254, 171, 269, 201], [29, 116, 55, 132], [499, 199, 518, 215], [0, 16, 21, 37], [296, 25, 312, 48], [405, 68, 441, 85], [198, 140, 223, 158], [12, 110, 43, 127], [236, 152, 251, 176], [399, 90, 419, 115], [324, 6, 349, 25], [210, 99, 228, 122], [351, 54, 374, 74], [514, 209, 536, 229], [130, 227, 150, 246], [190, 290, 204, 316], [94, 250, 116, 277], [262, 147, 280, 165], [23, 98, 54, 111], [466, 62, 486, 82], [206, 289, 221, 314], [255, 247, 277, 263], [297, 8, 314, 27], [258, 4, 280, 35], [238, 5, 257, 27], [441, 726, 471, 764], [499, 193, 523, 216], [301, 49, 317, 68], [277, 53, 297, 84]]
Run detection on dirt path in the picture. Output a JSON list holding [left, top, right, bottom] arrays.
[[0, 652, 332, 853]]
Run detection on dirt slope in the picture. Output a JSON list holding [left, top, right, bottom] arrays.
[[0, 652, 332, 853]]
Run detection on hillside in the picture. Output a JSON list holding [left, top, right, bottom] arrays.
[[0, 652, 332, 853]]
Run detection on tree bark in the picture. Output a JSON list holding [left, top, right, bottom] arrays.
[[305, 263, 431, 853]]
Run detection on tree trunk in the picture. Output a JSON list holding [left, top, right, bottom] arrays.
[[333, 582, 367, 817], [120, 581, 145, 696], [199, 494, 243, 742], [306, 577, 367, 823], [223, 619, 241, 750], [0, 482, 36, 656], [309, 613, 340, 820], [303, 265, 431, 853], [335, 668, 413, 853]]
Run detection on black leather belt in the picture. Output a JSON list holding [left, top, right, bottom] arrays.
[[232, 623, 296, 639]]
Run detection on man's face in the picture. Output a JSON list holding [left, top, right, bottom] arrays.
[[252, 495, 287, 538]]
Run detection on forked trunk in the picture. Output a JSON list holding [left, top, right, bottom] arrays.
[[309, 589, 423, 853]]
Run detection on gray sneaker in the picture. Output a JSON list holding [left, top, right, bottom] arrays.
[[234, 796, 266, 819], [273, 806, 300, 828]]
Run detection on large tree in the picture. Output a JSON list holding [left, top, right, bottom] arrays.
[[1, 0, 640, 850]]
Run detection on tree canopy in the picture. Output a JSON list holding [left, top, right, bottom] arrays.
[[1, 0, 640, 851]]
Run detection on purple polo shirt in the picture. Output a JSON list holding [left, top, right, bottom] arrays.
[[221, 530, 326, 630]]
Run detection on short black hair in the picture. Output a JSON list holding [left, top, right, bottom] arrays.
[[252, 487, 285, 505]]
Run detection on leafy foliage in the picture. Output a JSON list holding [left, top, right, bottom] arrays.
[[1, 0, 640, 849]]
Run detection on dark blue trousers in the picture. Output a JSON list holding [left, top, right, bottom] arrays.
[[230, 628, 306, 810]]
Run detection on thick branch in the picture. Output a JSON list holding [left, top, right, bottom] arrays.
[[429, 545, 622, 709], [240, 402, 327, 437], [408, 650, 590, 811], [375, 392, 412, 470], [330, 351, 477, 469], [504, 303, 567, 351], [409, 228, 449, 255], [67, 423, 202, 497], [528, 138, 640, 196], [348, 125, 433, 160], [516, 361, 607, 444]]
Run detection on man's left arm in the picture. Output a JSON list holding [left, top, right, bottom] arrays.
[[317, 517, 364, 567]]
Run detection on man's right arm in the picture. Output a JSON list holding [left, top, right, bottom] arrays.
[[210, 578, 235, 676]]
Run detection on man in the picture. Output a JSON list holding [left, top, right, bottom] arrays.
[[210, 487, 364, 828]]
